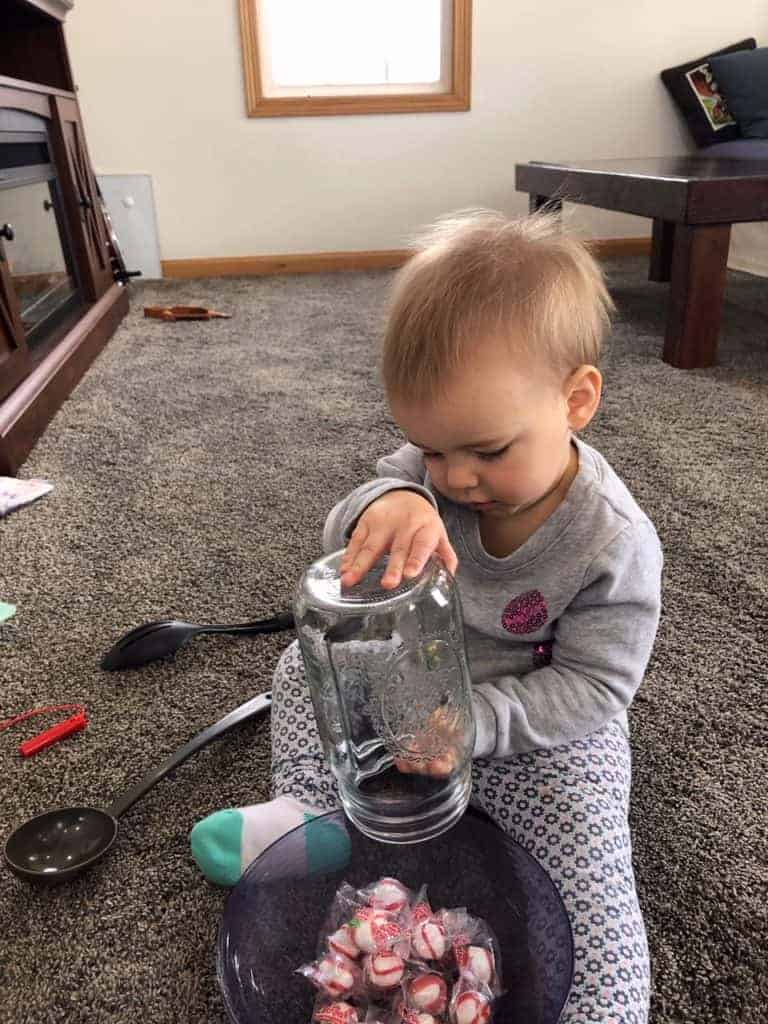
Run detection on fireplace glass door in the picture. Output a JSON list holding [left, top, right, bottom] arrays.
[[0, 127, 83, 348]]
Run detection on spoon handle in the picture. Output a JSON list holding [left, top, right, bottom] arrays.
[[105, 691, 272, 820], [199, 612, 295, 636]]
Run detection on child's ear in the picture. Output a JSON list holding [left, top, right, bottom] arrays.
[[564, 365, 602, 431]]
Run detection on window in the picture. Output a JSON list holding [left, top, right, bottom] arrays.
[[238, 0, 471, 117]]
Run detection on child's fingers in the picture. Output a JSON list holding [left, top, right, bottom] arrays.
[[394, 752, 456, 778], [435, 533, 459, 576], [341, 527, 392, 587], [381, 525, 435, 588], [339, 522, 369, 581], [380, 548, 409, 589], [401, 527, 440, 580]]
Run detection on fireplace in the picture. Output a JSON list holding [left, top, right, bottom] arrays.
[[0, 0, 131, 476], [0, 106, 83, 349]]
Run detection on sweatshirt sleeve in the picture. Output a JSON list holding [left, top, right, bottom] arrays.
[[322, 443, 438, 554], [472, 520, 663, 757]]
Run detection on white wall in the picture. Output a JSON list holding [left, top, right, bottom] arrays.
[[64, 1, 768, 263]]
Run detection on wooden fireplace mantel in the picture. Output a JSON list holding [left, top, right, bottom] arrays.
[[0, 0, 130, 475]]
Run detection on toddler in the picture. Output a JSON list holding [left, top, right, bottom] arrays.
[[192, 210, 663, 1024]]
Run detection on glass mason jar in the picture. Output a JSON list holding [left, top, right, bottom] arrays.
[[293, 550, 475, 844]]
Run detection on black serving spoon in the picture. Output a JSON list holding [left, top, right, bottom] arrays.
[[4, 691, 272, 884], [100, 612, 296, 671]]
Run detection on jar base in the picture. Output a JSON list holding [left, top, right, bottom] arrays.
[[339, 765, 472, 845]]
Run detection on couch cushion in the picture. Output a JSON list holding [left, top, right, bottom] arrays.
[[697, 139, 768, 159], [709, 47, 768, 139], [661, 39, 756, 147]]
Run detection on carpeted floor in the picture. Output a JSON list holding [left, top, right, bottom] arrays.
[[0, 257, 765, 1024]]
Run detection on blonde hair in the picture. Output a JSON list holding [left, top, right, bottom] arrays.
[[381, 208, 615, 402]]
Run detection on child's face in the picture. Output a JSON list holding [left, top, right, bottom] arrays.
[[389, 335, 599, 517]]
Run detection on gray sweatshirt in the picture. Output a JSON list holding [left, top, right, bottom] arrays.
[[322, 435, 663, 759]]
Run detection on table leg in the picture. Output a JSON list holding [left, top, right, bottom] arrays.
[[529, 194, 563, 216], [650, 219, 675, 282], [664, 223, 731, 369]]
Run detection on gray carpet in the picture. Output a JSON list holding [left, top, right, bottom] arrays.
[[0, 258, 765, 1024]]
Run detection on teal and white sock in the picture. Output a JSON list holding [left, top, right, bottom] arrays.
[[190, 796, 350, 887]]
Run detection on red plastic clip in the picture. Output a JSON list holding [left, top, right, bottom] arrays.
[[0, 703, 89, 757], [19, 710, 89, 757]]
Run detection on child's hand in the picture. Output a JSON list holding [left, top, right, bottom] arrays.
[[340, 490, 458, 590], [393, 706, 464, 778]]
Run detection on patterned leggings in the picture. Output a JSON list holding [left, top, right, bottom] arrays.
[[271, 641, 650, 1024]]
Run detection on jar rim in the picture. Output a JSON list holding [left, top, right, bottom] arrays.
[[296, 549, 446, 614]]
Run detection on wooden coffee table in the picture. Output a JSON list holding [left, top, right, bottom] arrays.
[[515, 157, 768, 369]]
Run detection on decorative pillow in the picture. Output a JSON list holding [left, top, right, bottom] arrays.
[[709, 47, 768, 139], [660, 38, 756, 147]]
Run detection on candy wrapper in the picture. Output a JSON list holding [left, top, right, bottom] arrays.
[[349, 906, 408, 958], [298, 952, 365, 1000], [311, 997, 391, 1024], [405, 887, 449, 965], [319, 879, 412, 962], [363, 951, 407, 993], [361, 877, 415, 915], [313, 999, 361, 1024], [448, 976, 494, 1024], [396, 1012, 442, 1024], [399, 968, 450, 1017], [389, 1002, 443, 1024], [300, 878, 503, 1024], [439, 908, 502, 997]]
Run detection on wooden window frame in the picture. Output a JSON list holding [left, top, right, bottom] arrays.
[[238, 0, 471, 117]]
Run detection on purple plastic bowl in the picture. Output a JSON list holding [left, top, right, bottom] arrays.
[[217, 805, 573, 1024]]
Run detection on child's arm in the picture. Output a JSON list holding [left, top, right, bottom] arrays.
[[472, 521, 663, 757], [322, 443, 436, 553]]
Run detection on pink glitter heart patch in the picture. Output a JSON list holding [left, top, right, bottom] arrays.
[[501, 590, 548, 634]]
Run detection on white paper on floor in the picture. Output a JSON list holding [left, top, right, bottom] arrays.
[[0, 476, 53, 518]]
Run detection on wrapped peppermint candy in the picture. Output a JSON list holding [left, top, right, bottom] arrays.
[[454, 945, 495, 988], [435, 908, 480, 948], [364, 951, 407, 991], [450, 913, 505, 991], [448, 977, 494, 1024], [328, 923, 362, 961], [297, 952, 364, 1000], [349, 906, 406, 955], [436, 908, 501, 996], [362, 877, 414, 915], [402, 970, 449, 1017], [300, 878, 503, 1024], [396, 1010, 440, 1024], [406, 889, 448, 964], [318, 882, 407, 962], [313, 999, 361, 1024]]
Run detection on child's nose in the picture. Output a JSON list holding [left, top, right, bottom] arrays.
[[445, 458, 479, 491]]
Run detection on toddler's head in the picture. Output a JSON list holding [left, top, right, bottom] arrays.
[[380, 210, 615, 515]]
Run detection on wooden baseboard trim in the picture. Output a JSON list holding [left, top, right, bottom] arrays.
[[162, 250, 411, 279], [0, 283, 129, 475], [162, 238, 651, 280]]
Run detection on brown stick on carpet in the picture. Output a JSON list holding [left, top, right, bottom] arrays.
[[0, 259, 765, 1023]]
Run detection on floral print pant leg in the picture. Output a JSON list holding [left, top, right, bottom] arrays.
[[472, 728, 650, 1024], [271, 640, 341, 810], [270, 640, 650, 1024]]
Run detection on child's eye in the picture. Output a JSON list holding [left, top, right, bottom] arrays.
[[477, 445, 510, 461], [421, 445, 511, 461]]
